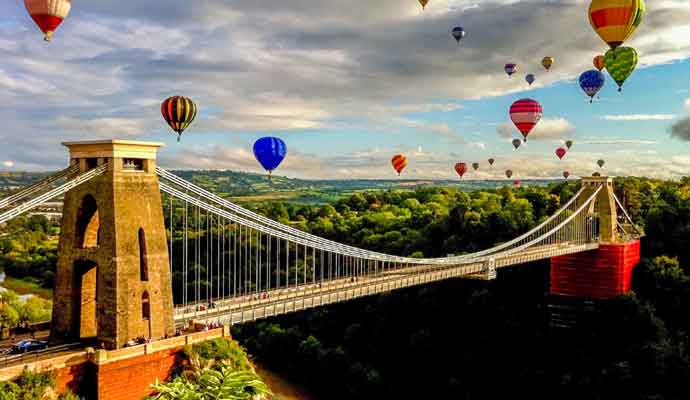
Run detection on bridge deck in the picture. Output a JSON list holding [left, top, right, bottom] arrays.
[[177, 242, 598, 327]]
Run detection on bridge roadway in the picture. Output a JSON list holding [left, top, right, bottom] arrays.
[[176, 241, 599, 327]]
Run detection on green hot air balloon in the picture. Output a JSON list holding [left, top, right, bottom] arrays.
[[605, 47, 638, 92]]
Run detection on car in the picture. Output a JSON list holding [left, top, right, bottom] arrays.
[[11, 339, 49, 354]]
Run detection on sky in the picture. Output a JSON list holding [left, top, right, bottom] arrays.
[[2, 0, 690, 180]]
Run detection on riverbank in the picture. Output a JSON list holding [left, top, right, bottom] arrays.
[[254, 360, 317, 400]]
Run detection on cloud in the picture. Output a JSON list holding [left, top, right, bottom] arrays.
[[685, 99, 690, 110], [466, 142, 486, 150], [579, 139, 658, 145], [601, 114, 676, 121], [2, 161, 14, 168], [670, 117, 690, 141], [497, 117, 574, 140]]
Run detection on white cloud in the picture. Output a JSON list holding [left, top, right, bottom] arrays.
[[466, 142, 486, 150], [497, 118, 574, 141], [601, 114, 676, 121], [2, 160, 14, 168], [685, 99, 690, 110]]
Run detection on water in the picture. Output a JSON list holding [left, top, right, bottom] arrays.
[[254, 361, 317, 400]]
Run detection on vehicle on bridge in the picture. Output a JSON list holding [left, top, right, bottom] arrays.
[[11, 339, 48, 354]]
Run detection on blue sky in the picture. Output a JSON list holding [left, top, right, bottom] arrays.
[[2, 0, 690, 179]]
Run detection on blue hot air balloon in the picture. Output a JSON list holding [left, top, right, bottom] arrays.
[[451, 26, 465, 44], [525, 73, 535, 86], [253, 137, 287, 176], [579, 70, 606, 103]]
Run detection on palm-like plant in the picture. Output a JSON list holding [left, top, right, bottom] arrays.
[[149, 365, 271, 400]]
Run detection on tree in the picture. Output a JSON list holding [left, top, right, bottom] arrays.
[[0, 303, 19, 330]]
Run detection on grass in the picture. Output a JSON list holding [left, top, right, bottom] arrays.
[[2, 276, 53, 300]]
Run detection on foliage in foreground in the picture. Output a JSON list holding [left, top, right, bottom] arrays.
[[149, 366, 270, 400], [0, 368, 57, 400]]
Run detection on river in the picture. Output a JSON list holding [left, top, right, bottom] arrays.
[[254, 360, 318, 400]]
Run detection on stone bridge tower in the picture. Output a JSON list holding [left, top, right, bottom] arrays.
[[550, 175, 641, 301], [52, 140, 174, 349]]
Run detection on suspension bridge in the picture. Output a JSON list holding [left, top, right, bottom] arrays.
[[0, 140, 641, 349]]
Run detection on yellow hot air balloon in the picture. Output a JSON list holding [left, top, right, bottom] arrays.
[[542, 57, 554, 71], [418, 0, 429, 10], [588, 0, 645, 50]]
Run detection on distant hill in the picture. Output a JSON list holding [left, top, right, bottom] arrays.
[[1, 169, 559, 204]]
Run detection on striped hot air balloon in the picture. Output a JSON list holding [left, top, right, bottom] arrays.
[[593, 55, 606, 71], [589, 0, 645, 50], [391, 154, 408, 176], [161, 96, 198, 142], [510, 98, 543, 142], [25, 0, 72, 41]]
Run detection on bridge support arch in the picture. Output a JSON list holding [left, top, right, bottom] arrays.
[[52, 140, 174, 349]]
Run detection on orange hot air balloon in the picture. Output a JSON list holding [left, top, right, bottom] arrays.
[[542, 57, 554, 71], [25, 0, 72, 42], [589, 0, 645, 51], [555, 147, 567, 160], [418, 0, 429, 10], [593, 55, 606, 71], [391, 154, 408, 176], [455, 162, 468, 178]]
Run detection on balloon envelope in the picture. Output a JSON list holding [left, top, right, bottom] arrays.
[[472, 162, 480, 171], [579, 70, 606, 101], [526, 74, 536, 86], [597, 159, 606, 168], [419, 0, 429, 9], [565, 140, 574, 150], [452, 27, 465, 43], [504, 63, 518, 77], [605, 47, 638, 91], [161, 96, 198, 142], [589, 0, 645, 50], [510, 98, 543, 141], [593, 55, 606, 71], [391, 154, 408, 175], [563, 171, 571, 179], [512, 139, 522, 150], [556, 147, 567, 160], [488, 158, 495, 166], [25, 0, 71, 41], [505, 169, 513, 178], [542, 57, 554, 71], [455, 162, 468, 178], [254, 137, 288, 173]]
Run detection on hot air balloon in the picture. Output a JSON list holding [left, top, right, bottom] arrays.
[[542, 57, 554, 71], [254, 137, 287, 177], [555, 147, 567, 160], [505, 169, 513, 179], [452, 27, 465, 44], [563, 171, 571, 179], [419, 0, 429, 10], [391, 154, 408, 176], [605, 47, 638, 92], [512, 138, 522, 150], [565, 140, 574, 150], [513, 180, 522, 188], [526, 74, 536, 86], [510, 98, 543, 142], [455, 162, 468, 178], [589, 0, 645, 51], [472, 162, 480, 171], [25, 0, 72, 41], [488, 158, 495, 167], [593, 172, 602, 177], [597, 159, 606, 168], [504, 63, 518, 77], [161, 96, 198, 142], [593, 55, 606, 71], [579, 70, 606, 103]]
